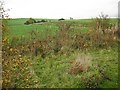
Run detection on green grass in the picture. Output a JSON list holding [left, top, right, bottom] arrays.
[[31, 47, 118, 88], [7, 18, 117, 39], [4, 18, 118, 88], [7, 19, 59, 39], [7, 18, 92, 43]]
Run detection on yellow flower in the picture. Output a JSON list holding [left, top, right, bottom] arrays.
[[113, 36, 116, 40], [15, 62, 18, 66], [3, 36, 7, 42], [19, 55, 22, 57], [10, 48, 13, 52]]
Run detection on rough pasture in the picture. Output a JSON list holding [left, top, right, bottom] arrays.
[[2, 18, 118, 88]]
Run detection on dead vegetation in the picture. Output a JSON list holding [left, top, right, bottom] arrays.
[[68, 54, 92, 74]]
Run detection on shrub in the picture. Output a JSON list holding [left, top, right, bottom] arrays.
[[2, 15, 40, 88], [40, 19, 47, 22], [58, 18, 65, 21], [92, 13, 110, 34], [24, 18, 36, 25], [2, 56, 40, 88], [68, 54, 92, 74]]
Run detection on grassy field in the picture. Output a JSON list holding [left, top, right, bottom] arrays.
[[2, 18, 118, 88], [7, 18, 117, 38], [32, 48, 118, 88]]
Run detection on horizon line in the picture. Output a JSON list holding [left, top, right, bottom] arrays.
[[6, 16, 118, 19]]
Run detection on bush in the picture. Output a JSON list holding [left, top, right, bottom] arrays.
[[58, 18, 65, 21], [92, 13, 110, 34], [40, 19, 47, 22], [2, 18, 40, 88], [24, 18, 36, 25]]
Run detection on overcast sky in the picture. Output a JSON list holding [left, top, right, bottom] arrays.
[[5, 0, 119, 19]]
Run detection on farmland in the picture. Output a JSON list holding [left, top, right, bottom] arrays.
[[7, 19, 91, 39], [2, 18, 118, 88], [7, 18, 117, 37]]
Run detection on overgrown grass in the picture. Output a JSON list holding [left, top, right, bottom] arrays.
[[31, 48, 118, 88], [2, 18, 118, 88]]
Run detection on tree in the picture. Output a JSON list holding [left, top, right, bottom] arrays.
[[24, 18, 36, 25]]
